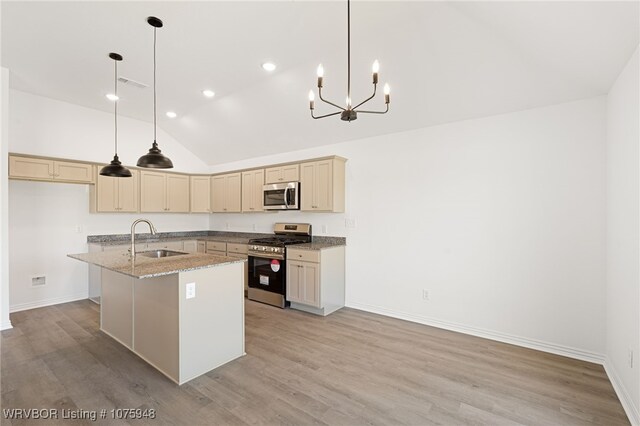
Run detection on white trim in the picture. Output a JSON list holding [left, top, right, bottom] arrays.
[[9, 292, 88, 313], [1, 320, 12, 331], [346, 301, 605, 364], [604, 358, 640, 426]]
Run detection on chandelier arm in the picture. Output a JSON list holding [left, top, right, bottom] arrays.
[[356, 104, 390, 115], [311, 110, 343, 120], [353, 84, 378, 111], [318, 88, 346, 111]]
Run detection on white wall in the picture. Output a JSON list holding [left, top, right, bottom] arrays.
[[605, 45, 640, 424], [7, 90, 209, 312], [1, 68, 11, 329], [210, 96, 607, 361], [9, 90, 210, 174]]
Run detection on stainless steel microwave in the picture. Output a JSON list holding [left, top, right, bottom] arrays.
[[263, 182, 300, 210]]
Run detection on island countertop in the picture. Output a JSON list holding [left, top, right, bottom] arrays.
[[68, 250, 246, 279]]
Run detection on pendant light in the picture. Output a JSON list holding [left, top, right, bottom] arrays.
[[309, 0, 390, 122], [137, 16, 173, 169], [100, 53, 132, 178]]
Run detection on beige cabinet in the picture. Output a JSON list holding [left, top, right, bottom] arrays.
[[140, 171, 190, 213], [300, 158, 346, 212], [286, 246, 345, 316], [9, 155, 94, 184], [197, 241, 206, 253], [211, 173, 241, 213], [206, 240, 227, 255], [147, 241, 184, 251], [287, 259, 320, 307], [183, 240, 198, 253], [264, 164, 299, 184], [94, 170, 138, 212], [241, 169, 264, 212], [190, 176, 211, 213]]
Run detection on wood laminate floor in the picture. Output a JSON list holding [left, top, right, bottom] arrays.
[[1, 300, 629, 426]]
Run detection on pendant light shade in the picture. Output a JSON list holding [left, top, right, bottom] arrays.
[[137, 16, 173, 169], [100, 53, 132, 178]]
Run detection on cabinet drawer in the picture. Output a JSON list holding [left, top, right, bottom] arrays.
[[227, 243, 248, 255], [287, 249, 320, 263], [206, 249, 226, 256], [206, 241, 227, 252], [147, 241, 184, 251]]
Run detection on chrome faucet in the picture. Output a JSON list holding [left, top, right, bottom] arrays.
[[130, 219, 157, 258]]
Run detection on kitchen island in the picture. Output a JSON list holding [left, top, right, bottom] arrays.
[[68, 249, 245, 385]]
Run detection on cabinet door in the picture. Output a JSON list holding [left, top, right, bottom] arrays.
[[286, 260, 303, 303], [9, 156, 54, 180], [190, 176, 211, 213], [281, 164, 299, 182], [197, 241, 206, 253], [140, 171, 166, 212], [301, 262, 321, 308], [54, 161, 94, 183], [96, 174, 118, 212], [300, 162, 316, 211], [117, 170, 138, 213], [314, 160, 334, 211], [226, 173, 242, 212], [242, 170, 264, 212], [183, 241, 198, 253], [166, 174, 190, 212], [211, 175, 227, 212], [264, 167, 283, 184]]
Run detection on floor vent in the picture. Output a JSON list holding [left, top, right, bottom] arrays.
[[32, 275, 46, 286]]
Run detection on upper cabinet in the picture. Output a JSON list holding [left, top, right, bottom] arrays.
[[94, 169, 139, 212], [241, 169, 264, 212], [300, 158, 346, 212], [211, 172, 241, 213], [140, 171, 189, 213], [264, 164, 299, 184], [10, 155, 94, 184], [190, 176, 211, 213]]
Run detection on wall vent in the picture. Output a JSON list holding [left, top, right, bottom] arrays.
[[32, 275, 46, 286], [117, 76, 148, 89]]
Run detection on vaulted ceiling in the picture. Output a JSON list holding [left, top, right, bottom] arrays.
[[2, 1, 638, 165]]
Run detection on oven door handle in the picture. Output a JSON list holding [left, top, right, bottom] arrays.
[[248, 252, 285, 260]]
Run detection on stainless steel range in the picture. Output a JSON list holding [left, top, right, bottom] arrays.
[[247, 223, 312, 308]]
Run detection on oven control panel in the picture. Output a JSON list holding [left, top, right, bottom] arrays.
[[249, 245, 286, 256]]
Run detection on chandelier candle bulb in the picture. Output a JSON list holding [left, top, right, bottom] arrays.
[[372, 60, 379, 84], [308, 91, 315, 110], [384, 83, 390, 104], [317, 64, 324, 88]]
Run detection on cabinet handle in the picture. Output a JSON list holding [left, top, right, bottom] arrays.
[[279, 178, 283, 181], [298, 254, 302, 257]]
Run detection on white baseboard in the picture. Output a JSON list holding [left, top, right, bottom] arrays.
[[1, 320, 13, 331], [346, 301, 605, 364], [9, 292, 88, 313], [604, 358, 640, 426]]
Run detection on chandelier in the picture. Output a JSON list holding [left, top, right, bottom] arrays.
[[309, 0, 390, 122]]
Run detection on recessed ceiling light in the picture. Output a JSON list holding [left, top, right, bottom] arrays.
[[166, 111, 177, 118], [202, 89, 215, 98], [105, 93, 119, 101], [262, 62, 276, 72]]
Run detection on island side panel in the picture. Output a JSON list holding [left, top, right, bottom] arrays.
[[178, 263, 245, 384], [133, 274, 180, 383], [101, 269, 134, 349]]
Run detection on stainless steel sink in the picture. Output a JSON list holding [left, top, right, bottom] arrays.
[[137, 249, 188, 259]]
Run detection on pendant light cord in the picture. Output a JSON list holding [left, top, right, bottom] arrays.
[[347, 0, 351, 108], [114, 59, 118, 156], [153, 26, 157, 143]]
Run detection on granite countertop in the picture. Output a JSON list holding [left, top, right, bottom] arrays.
[[68, 250, 245, 279], [87, 231, 346, 250], [290, 242, 346, 251]]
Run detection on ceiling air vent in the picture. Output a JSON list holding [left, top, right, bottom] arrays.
[[117, 76, 148, 89]]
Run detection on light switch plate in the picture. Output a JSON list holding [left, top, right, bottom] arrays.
[[186, 282, 196, 299]]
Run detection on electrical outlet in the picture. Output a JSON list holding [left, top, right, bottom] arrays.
[[345, 218, 357, 228], [225, 222, 230, 230], [629, 348, 634, 368], [75, 225, 83, 233], [422, 289, 430, 301], [322, 225, 328, 234], [186, 282, 196, 299], [253, 224, 257, 231]]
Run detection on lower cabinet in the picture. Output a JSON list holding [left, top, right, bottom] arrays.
[[286, 246, 345, 316], [183, 240, 198, 253], [197, 241, 206, 253]]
